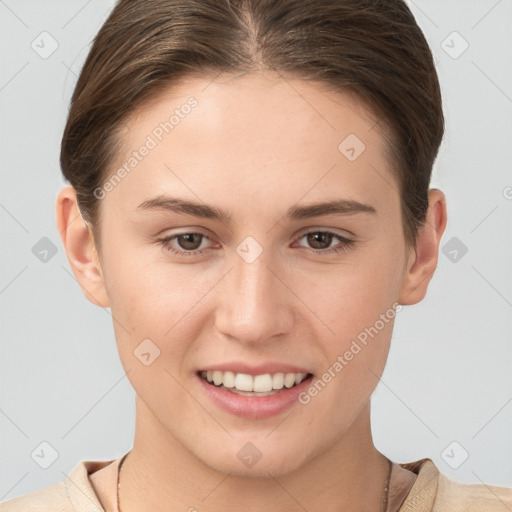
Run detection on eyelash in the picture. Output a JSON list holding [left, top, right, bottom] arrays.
[[157, 230, 354, 257]]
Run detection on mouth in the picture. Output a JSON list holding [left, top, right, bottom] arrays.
[[198, 370, 314, 397]]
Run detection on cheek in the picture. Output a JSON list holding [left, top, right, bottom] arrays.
[[103, 248, 219, 367], [306, 258, 401, 338], [103, 256, 203, 403], [298, 269, 399, 416], [299, 252, 402, 393]]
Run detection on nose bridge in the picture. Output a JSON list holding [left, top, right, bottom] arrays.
[[215, 243, 294, 342]]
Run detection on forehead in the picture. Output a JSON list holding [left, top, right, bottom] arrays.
[[106, 71, 398, 219]]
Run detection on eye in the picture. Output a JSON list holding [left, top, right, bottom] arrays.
[[294, 230, 354, 254], [157, 229, 355, 257], [159, 232, 213, 256]]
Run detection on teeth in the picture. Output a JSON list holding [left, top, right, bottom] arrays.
[[284, 373, 296, 388], [253, 374, 272, 392], [272, 373, 284, 389], [212, 371, 223, 386], [201, 370, 309, 392]]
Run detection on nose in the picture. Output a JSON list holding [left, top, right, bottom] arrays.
[[214, 247, 296, 346]]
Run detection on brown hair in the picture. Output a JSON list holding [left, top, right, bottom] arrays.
[[60, 0, 444, 251]]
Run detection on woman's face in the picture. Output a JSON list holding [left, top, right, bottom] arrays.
[[91, 71, 414, 476]]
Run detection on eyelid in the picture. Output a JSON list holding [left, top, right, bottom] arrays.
[[154, 225, 214, 238], [294, 226, 355, 240]]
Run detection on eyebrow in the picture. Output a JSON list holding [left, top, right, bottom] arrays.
[[137, 195, 377, 223]]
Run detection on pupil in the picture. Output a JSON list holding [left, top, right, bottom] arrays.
[[308, 232, 332, 249]]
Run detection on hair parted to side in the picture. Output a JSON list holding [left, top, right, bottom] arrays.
[[60, 0, 444, 251]]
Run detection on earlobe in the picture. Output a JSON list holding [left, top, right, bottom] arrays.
[[398, 189, 448, 306], [56, 185, 110, 308]]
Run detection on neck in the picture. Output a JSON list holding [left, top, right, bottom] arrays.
[[120, 397, 391, 512]]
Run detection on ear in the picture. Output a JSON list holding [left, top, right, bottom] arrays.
[[398, 188, 447, 305], [56, 185, 110, 308]]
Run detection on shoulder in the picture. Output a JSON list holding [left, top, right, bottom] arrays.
[[398, 458, 512, 512], [0, 481, 72, 512], [0, 457, 116, 512], [436, 470, 512, 511]]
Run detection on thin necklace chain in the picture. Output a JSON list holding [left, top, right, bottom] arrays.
[[116, 451, 392, 512]]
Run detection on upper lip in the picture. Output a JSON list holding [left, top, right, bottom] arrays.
[[198, 362, 313, 376]]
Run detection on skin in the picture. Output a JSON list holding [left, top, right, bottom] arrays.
[[56, 71, 447, 512]]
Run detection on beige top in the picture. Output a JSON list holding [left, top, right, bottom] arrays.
[[1, 453, 511, 512]]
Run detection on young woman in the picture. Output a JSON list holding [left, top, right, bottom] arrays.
[[2, 0, 511, 511]]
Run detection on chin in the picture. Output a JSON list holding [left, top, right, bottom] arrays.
[[192, 438, 312, 479]]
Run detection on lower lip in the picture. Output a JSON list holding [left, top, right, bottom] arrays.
[[197, 373, 314, 419]]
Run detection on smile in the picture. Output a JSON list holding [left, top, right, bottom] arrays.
[[199, 370, 312, 396]]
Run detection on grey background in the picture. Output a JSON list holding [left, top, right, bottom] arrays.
[[1, 0, 511, 501]]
